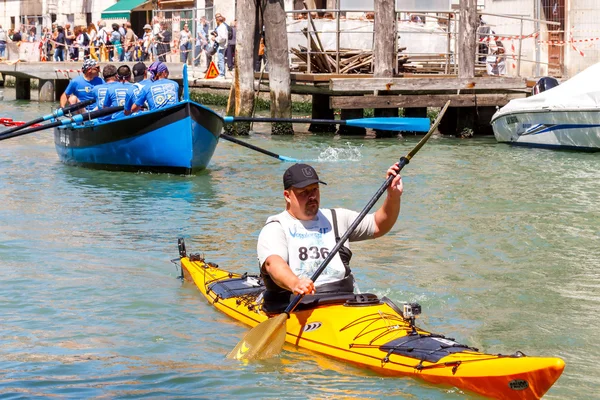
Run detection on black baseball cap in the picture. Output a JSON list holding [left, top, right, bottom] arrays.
[[132, 62, 147, 82], [283, 164, 327, 190]]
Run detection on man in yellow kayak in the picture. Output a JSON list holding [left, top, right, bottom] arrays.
[[257, 162, 402, 313]]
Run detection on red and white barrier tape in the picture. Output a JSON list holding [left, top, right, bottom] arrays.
[[478, 31, 539, 43]]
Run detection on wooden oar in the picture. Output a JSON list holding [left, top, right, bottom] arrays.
[[223, 116, 430, 132], [220, 133, 300, 162], [0, 99, 96, 136], [0, 106, 124, 142], [227, 100, 450, 361]]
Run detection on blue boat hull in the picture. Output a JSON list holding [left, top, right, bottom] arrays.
[[54, 101, 223, 174]]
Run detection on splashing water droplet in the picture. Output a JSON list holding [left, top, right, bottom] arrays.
[[317, 142, 363, 162]]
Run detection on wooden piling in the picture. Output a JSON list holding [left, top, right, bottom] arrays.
[[309, 94, 336, 133], [338, 109, 365, 136], [261, 0, 293, 135], [15, 77, 31, 100], [373, 0, 398, 138], [228, 0, 259, 136]]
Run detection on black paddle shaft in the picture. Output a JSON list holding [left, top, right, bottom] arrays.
[[0, 106, 124, 141], [220, 133, 281, 159], [283, 100, 451, 315], [0, 99, 96, 136]]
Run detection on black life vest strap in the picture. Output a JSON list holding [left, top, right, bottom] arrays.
[[330, 209, 353, 278]]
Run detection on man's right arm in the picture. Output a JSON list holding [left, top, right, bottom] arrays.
[[257, 221, 315, 295], [262, 255, 314, 295], [60, 81, 74, 107]]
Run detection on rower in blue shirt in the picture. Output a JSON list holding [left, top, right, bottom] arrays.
[[131, 61, 179, 113], [104, 65, 132, 109], [124, 62, 152, 116], [92, 64, 119, 110], [60, 59, 104, 112]]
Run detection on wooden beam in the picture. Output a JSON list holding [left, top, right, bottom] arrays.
[[330, 93, 526, 109], [329, 77, 528, 92]]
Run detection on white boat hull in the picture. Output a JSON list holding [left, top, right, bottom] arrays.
[[491, 109, 600, 151]]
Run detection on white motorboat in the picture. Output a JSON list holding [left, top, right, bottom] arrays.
[[491, 63, 600, 151]]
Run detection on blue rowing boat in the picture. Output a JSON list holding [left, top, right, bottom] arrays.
[[53, 100, 223, 174]]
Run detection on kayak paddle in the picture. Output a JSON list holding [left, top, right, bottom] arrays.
[[227, 100, 451, 361], [223, 116, 431, 132], [0, 99, 96, 136], [0, 106, 124, 142], [220, 133, 299, 162]]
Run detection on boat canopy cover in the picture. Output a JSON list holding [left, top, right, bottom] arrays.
[[494, 62, 600, 118]]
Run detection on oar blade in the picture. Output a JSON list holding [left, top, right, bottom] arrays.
[[227, 313, 287, 361], [278, 155, 301, 163], [346, 117, 430, 132]]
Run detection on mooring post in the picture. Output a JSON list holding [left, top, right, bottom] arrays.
[[309, 94, 336, 133], [15, 77, 31, 100], [373, 0, 397, 138], [38, 80, 55, 102], [338, 109, 365, 136]]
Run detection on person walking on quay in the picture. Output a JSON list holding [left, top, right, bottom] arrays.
[[124, 22, 137, 61], [110, 23, 124, 62], [0, 25, 7, 59], [11, 28, 22, 42], [214, 14, 228, 79], [156, 22, 171, 62], [141, 24, 153, 61], [65, 23, 75, 61], [226, 19, 236, 73], [96, 21, 110, 62], [178, 23, 192, 64], [194, 16, 209, 69], [53, 26, 66, 62], [87, 23, 98, 60], [76, 26, 91, 60]]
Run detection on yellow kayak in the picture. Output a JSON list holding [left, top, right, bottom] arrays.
[[177, 247, 564, 399]]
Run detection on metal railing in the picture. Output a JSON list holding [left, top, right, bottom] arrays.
[[285, 8, 562, 77]]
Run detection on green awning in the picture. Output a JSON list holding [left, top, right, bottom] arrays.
[[101, 0, 147, 19]]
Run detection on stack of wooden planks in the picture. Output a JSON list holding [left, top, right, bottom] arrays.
[[291, 46, 413, 74], [289, 24, 453, 74]]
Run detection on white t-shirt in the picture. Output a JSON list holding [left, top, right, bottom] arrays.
[[215, 23, 228, 49], [257, 208, 376, 286]]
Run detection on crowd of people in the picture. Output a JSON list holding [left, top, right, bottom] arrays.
[[0, 16, 239, 78], [60, 58, 180, 120]]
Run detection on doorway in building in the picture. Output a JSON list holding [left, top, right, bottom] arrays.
[[542, 0, 564, 77]]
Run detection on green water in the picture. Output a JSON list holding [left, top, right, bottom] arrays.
[[1, 91, 599, 399]]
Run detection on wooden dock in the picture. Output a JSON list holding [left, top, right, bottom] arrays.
[[0, 62, 530, 135]]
